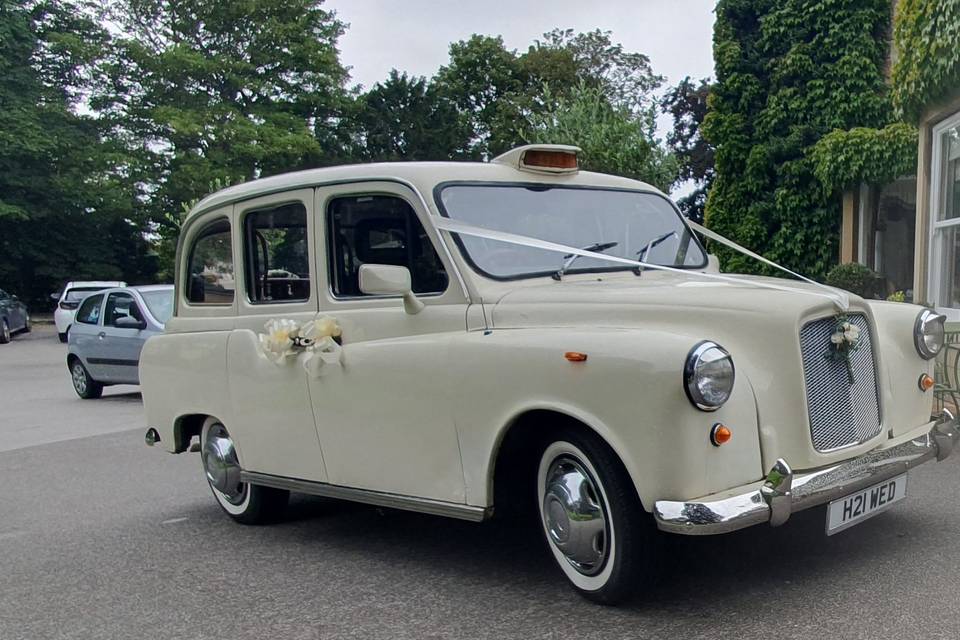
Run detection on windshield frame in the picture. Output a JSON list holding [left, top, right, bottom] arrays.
[[433, 181, 708, 282]]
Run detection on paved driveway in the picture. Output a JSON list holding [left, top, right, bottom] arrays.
[[1, 325, 959, 639]]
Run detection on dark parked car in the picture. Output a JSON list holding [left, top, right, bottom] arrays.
[[0, 288, 30, 344]]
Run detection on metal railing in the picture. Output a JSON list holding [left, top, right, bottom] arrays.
[[935, 324, 960, 415]]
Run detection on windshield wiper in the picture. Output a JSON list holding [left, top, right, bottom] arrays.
[[552, 242, 619, 281], [634, 231, 678, 276]]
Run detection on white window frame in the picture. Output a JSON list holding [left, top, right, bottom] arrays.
[[928, 110, 960, 318]]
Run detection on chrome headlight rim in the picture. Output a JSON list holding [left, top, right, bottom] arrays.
[[683, 340, 736, 412], [914, 309, 946, 360]]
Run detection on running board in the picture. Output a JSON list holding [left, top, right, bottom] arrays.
[[241, 471, 491, 522]]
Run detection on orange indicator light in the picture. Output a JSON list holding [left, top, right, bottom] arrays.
[[711, 424, 732, 446], [919, 374, 935, 392], [564, 352, 588, 362]]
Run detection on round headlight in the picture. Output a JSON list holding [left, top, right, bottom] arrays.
[[914, 310, 946, 360], [684, 341, 735, 411]]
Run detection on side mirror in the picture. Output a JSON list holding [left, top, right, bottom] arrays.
[[115, 316, 147, 330], [358, 264, 424, 315]]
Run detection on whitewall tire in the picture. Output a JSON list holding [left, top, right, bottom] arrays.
[[537, 430, 660, 604], [200, 418, 288, 524]]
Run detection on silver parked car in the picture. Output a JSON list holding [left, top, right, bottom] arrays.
[[67, 285, 173, 399]]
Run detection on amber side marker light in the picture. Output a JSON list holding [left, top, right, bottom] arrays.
[[523, 150, 578, 171], [564, 352, 588, 362], [710, 423, 732, 446], [919, 374, 935, 392]]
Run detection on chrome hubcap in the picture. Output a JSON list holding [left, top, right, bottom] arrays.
[[2, 321, 9, 341], [202, 424, 244, 503], [542, 455, 609, 576], [71, 364, 86, 393]]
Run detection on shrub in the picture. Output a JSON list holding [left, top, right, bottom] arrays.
[[825, 263, 881, 299]]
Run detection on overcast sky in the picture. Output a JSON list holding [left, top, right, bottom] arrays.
[[326, 0, 717, 139]]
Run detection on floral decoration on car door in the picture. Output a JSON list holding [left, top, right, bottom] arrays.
[[258, 317, 342, 377]]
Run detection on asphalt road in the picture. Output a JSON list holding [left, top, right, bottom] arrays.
[[2, 325, 960, 639]]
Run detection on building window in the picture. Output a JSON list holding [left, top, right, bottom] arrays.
[[933, 119, 960, 311], [857, 177, 917, 300]]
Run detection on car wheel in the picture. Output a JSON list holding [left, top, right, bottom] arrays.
[[200, 418, 288, 524], [0, 319, 10, 344], [58, 331, 68, 343], [537, 429, 660, 605], [22, 313, 31, 333], [70, 359, 103, 399]]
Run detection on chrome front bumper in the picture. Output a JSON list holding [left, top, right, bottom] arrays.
[[654, 411, 959, 535]]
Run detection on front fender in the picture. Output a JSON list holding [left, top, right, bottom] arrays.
[[450, 328, 763, 510]]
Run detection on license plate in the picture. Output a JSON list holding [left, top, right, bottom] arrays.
[[826, 474, 908, 535]]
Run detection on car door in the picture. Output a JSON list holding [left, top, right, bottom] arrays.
[[223, 189, 329, 483], [70, 293, 108, 379], [308, 182, 471, 503], [100, 290, 148, 384]]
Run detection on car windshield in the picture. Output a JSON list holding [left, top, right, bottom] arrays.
[[437, 184, 706, 279], [140, 289, 173, 325], [65, 287, 109, 302]]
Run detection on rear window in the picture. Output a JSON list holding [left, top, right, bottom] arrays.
[[65, 287, 108, 303]]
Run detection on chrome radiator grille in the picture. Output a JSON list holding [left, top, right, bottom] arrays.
[[799, 314, 881, 452]]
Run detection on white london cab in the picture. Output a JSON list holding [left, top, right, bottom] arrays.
[[141, 144, 956, 604]]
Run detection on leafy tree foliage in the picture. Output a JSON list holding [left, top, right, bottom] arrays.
[[525, 83, 677, 192], [704, 0, 894, 279], [0, 0, 155, 306], [95, 0, 352, 262], [810, 123, 918, 194], [348, 70, 471, 162], [661, 77, 714, 222]]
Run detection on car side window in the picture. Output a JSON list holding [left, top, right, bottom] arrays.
[[104, 292, 143, 327], [186, 218, 235, 304], [327, 195, 448, 297], [75, 294, 104, 325], [243, 202, 310, 303]]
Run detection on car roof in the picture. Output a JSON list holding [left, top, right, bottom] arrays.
[[186, 158, 661, 223], [132, 284, 174, 293]]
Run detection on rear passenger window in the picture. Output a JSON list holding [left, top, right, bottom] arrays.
[[75, 294, 104, 325], [327, 195, 448, 297], [187, 218, 234, 304], [243, 203, 310, 303]]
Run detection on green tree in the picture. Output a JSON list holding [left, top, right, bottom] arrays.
[[350, 70, 471, 161], [662, 77, 714, 222], [0, 0, 155, 306], [525, 83, 678, 192], [96, 0, 352, 275], [704, 0, 894, 278]]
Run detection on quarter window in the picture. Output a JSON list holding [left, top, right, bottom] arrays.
[[243, 203, 310, 303], [186, 218, 235, 304], [75, 294, 104, 325], [327, 195, 448, 297]]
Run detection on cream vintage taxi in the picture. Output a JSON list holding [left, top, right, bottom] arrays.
[[141, 144, 956, 604]]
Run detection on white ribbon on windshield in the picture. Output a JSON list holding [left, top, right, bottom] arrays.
[[431, 216, 850, 311]]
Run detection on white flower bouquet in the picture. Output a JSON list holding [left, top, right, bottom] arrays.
[[258, 316, 343, 377]]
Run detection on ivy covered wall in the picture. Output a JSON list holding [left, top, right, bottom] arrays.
[[810, 122, 918, 194], [703, 0, 895, 278], [892, 0, 960, 121]]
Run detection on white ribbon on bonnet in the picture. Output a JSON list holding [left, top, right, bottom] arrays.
[[430, 216, 850, 312]]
